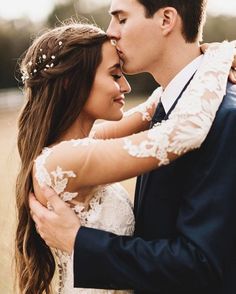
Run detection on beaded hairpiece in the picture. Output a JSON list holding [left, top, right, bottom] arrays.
[[21, 41, 63, 84]]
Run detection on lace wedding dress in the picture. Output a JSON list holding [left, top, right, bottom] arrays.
[[34, 42, 235, 294]]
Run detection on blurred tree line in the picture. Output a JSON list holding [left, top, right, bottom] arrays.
[[0, 0, 236, 95]]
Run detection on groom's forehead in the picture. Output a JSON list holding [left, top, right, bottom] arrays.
[[109, 0, 136, 13]]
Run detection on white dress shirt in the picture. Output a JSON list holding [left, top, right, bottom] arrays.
[[161, 55, 204, 113]]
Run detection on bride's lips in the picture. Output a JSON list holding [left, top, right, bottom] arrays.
[[114, 96, 125, 106]]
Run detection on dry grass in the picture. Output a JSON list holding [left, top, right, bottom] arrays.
[[0, 95, 144, 293], [0, 110, 19, 293]]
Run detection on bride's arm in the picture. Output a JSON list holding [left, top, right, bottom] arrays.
[[34, 42, 234, 196], [90, 88, 162, 139]]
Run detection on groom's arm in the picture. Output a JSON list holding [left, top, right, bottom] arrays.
[[29, 184, 221, 292], [74, 228, 218, 292], [74, 227, 221, 293], [73, 101, 236, 292]]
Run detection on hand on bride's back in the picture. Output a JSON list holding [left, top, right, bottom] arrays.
[[29, 186, 80, 254]]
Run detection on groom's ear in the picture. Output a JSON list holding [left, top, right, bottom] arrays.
[[156, 7, 179, 36]]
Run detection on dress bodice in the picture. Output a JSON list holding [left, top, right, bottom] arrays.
[[55, 183, 134, 294]]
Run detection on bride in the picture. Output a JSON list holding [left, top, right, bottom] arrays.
[[15, 22, 235, 293]]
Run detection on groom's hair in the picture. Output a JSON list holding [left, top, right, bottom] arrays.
[[137, 0, 207, 42]]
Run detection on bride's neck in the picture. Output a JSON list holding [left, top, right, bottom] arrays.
[[57, 116, 94, 143]]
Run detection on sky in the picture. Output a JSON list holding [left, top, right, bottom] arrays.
[[0, 0, 236, 22]]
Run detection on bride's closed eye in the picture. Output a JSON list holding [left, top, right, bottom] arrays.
[[112, 74, 122, 80]]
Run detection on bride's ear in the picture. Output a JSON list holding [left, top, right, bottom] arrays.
[[157, 7, 178, 36]]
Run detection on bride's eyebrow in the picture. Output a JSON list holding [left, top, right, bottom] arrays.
[[109, 63, 121, 71]]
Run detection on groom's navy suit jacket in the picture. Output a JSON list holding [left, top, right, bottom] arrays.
[[73, 82, 236, 294]]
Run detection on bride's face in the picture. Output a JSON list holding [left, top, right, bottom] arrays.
[[82, 41, 131, 121]]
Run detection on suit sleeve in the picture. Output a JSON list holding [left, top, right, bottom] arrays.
[[73, 97, 236, 292]]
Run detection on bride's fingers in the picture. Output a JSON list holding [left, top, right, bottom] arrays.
[[229, 68, 236, 83], [228, 41, 236, 83], [200, 42, 220, 53], [230, 38, 236, 83], [232, 49, 236, 69], [200, 41, 236, 83], [200, 42, 209, 53]]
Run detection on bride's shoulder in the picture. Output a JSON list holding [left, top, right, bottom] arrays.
[[32, 137, 96, 205], [36, 137, 96, 162], [34, 137, 97, 175]]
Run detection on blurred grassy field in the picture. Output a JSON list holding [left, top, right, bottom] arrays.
[[0, 92, 143, 293], [0, 110, 19, 293]]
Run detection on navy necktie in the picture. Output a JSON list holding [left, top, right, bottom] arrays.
[[150, 99, 166, 128], [150, 70, 197, 129]]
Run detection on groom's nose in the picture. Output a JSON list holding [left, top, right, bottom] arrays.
[[106, 19, 120, 40]]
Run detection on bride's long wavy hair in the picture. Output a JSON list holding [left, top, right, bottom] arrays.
[[15, 22, 108, 293]]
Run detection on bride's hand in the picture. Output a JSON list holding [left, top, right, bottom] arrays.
[[200, 41, 236, 83], [29, 186, 80, 254]]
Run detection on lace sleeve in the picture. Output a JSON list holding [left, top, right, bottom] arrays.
[[123, 87, 162, 121], [34, 42, 234, 190], [123, 42, 234, 164]]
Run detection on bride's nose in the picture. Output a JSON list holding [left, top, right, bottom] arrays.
[[119, 76, 131, 94]]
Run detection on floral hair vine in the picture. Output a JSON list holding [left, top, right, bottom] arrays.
[[21, 41, 63, 84]]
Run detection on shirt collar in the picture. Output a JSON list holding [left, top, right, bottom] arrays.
[[161, 55, 204, 113]]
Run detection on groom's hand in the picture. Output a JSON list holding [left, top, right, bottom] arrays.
[[29, 186, 80, 254], [200, 41, 236, 84]]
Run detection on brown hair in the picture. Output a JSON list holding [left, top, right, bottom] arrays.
[[137, 0, 207, 42], [15, 22, 108, 293]]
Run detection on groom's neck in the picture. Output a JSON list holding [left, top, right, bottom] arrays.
[[151, 41, 201, 89]]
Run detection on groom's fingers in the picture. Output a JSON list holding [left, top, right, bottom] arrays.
[[29, 193, 53, 236], [29, 192, 51, 220], [41, 185, 67, 213]]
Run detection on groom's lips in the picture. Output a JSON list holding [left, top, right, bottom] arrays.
[[116, 47, 125, 68], [117, 48, 124, 58]]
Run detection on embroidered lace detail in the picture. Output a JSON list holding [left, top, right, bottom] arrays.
[[34, 139, 134, 294], [34, 148, 52, 187], [124, 87, 163, 121], [35, 148, 79, 201], [123, 42, 235, 165], [58, 183, 134, 294]]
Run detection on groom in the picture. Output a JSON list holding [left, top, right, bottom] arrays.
[[30, 0, 236, 293]]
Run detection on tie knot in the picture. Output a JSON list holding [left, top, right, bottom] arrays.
[[150, 100, 166, 127]]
